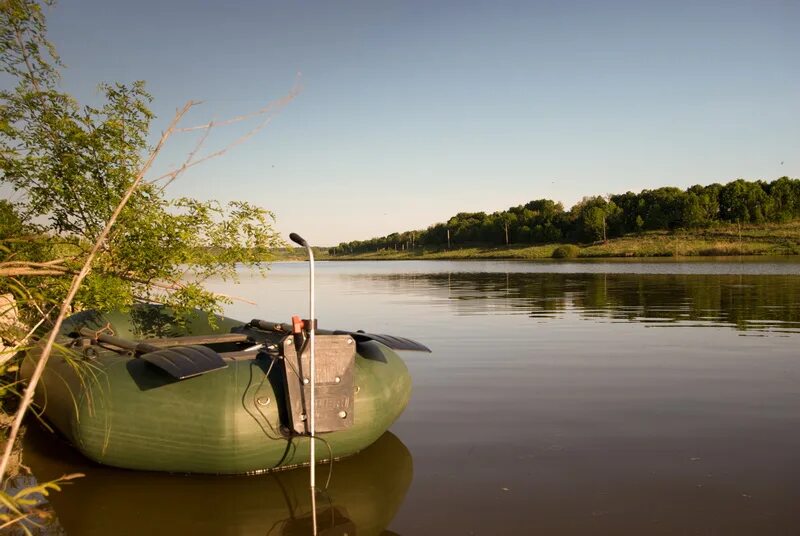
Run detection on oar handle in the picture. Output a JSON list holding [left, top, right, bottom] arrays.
[[249, 319, 291, 333], [249, 318, 330, 335], [78, 327, 161, 354]]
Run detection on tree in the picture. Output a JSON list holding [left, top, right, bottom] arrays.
[[496, 212, 516, 245], [718, 179, 769, 223], [609, 191, 641, 234], [766, 176, 799, 222], [570, 196, 621, 242], [681, 192, 706, 228], [683, 184, 720, 227], [1, 0, 285, 327], [0, 0, 294, 499], [639, 187, 686, 230], [332, 177, 800, 255]]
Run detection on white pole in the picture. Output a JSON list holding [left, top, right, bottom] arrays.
[[308, 244, 316, 480], [308, 243, 317, 535], [289, 233, 317, 535]]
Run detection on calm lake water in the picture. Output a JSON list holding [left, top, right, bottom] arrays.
[[23, 259, 800, 535]]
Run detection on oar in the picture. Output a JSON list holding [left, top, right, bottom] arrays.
[[76, 327, 227, 380], [77, 327, 161, 354], [248, 320, 431, 353]]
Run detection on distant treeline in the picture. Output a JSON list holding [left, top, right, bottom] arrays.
[[331, 177, 800, 254]]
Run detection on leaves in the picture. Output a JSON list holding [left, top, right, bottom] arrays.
[[0, 473, 83, 533], [0, 1, 282, 328]]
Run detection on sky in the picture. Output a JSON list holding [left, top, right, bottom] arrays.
[[33, 0, 800, 245]]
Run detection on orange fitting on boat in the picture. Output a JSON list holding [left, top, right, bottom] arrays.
[[291, 315, 304, 334]]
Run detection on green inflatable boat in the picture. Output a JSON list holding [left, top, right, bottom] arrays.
[[22, 305, 429, 474]]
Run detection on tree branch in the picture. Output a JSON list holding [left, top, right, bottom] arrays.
[[0, 306, 55, 368], [155, 116, 214, 192], [0, 268, 68, 277], [0, 259, 70, 277], [13, 24, 42, 94], [148, 78, 302, 187], [125, 274, 257, 305], [0, 259, 67, 268], [177, 76, 301, 132]]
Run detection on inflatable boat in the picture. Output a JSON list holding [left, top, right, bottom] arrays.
[[21, 305, 428, 474]]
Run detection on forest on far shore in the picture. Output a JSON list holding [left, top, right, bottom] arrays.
[[331, 177, 800, 254]]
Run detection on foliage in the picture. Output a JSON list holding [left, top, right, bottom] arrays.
[[0, 472, 82, 534], [0, 0, 282, 332], [551, 244, 580, 259], [334, 220, 800, 260], [331, 177, 800, 255], [0, 1, 285, 514]]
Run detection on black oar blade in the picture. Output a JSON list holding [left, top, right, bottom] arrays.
[[338, 331, 431, 353], [141, 345, 228, 380]]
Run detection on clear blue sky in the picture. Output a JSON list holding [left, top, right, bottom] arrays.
[[42, 0, 799, 245]]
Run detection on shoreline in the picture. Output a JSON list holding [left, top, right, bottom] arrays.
[[326, 221, 800, 261]]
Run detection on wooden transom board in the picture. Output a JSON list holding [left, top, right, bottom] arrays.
[[280, 334, 356, 434]]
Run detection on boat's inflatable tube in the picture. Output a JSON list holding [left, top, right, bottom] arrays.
[[22, 306, 412, 474]]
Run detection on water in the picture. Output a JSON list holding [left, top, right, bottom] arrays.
[[23, 259, 800, 534]]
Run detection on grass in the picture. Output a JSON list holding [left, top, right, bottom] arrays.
[[331, 220, 800, 261], [267, 246, 332, 261]]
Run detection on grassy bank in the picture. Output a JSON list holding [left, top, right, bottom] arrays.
[[331, 220, 800, 260], [270, 246, 332, 261]]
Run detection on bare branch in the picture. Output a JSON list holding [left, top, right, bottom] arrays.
[[0, 259, 67, 268], [156, 117, 214, 193], [177, 75, 302, 132], [5, 260, 65, 267], [13, 25, 42, 93], [126, 275, 258, 305], [0, 259, 70, 278], [148, 77, 302, 188], [0, 306, 56, 368], [207, 291, 257, 306], [155, 114, 273, 183], [0, 512, 33, 532], [0, 268, 68, 277]]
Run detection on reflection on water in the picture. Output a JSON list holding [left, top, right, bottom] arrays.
[[20, 260, 800, 535], [357, 272, 800, 333], [22, 422, 412, 535]]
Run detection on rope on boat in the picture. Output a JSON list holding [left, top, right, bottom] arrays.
[[85, 322, 115, 340]]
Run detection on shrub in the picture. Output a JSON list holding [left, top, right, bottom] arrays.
[[552, 244, 580, 258]]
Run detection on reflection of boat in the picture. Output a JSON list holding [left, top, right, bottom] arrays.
[[22, 421, 413, 535], [21, 306, 426, 474]]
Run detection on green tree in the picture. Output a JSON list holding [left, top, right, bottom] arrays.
[[639, 187, 686, 230], [0, 0, 283, 329], [0, 0, 291, 499], [766, 176, 799, 222], [681, 192, 707, 228], [496, 212, 516, 245], [570, 196, 621, 242], [683, 184, 720, 227], [718, 179, 769, 223]]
